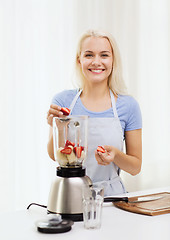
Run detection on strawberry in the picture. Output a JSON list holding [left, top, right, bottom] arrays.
[[61, 107, 70, 116], [73, 146, 82, 158], [65, 140, 75, 147], [76, 144, 84, 151], [60, 147, 72, 155], [97, 146, 106, 153]]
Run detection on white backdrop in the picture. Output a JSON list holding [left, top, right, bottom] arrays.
[[0, 0, 170, 212]]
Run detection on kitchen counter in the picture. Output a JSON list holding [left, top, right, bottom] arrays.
[[1, 187, 170, 240]]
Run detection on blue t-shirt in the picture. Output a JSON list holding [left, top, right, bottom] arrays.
[[52, 89, 142, 136]]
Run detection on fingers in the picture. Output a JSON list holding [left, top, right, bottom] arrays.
[[47, 104, 63, 126], [49, 104, 63, 117], [103, 145, 113, 152], [50, 104, 61, 111], [95, 150, 110, 166]]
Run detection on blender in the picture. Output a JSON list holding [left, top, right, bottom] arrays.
[[47, 115, 92, 221]]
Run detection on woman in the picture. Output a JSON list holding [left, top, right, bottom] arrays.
[[47, 30, 142, 196]]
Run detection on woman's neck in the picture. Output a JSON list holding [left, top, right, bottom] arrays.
[[82, 83, 110, 100], [80, 84, 112, 112]]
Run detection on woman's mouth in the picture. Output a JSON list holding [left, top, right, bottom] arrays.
[[88, 69, 105, 74]]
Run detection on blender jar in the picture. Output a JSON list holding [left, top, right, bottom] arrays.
[[53, 116, 88, 167]]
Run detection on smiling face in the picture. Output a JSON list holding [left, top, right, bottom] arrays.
[[78, 36, 113, 86]]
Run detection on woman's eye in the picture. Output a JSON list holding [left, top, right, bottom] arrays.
[[101, 54, 109, 57], [85, 54, 93, 57]]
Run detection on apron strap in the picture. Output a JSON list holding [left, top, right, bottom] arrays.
[[93, 175, 126, 195], [109, 89, 118, 118], [94, 175, 122, 186], [110, 89, 124, 141]]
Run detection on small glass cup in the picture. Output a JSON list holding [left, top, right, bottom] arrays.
[[82, 185, 104, 229]]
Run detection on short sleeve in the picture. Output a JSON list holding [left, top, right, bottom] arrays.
[[51, 89, 78, 108], [125, 97, 142, 131]]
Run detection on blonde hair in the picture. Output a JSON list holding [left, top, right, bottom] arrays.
[[74, 29, 127, 95]]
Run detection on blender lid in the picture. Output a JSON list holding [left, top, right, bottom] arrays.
[[36, 214, 74, 233]]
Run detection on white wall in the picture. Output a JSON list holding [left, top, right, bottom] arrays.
[[0, 0, 170, 211]]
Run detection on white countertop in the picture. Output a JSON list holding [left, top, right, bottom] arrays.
[[1, 187, 170, 240]]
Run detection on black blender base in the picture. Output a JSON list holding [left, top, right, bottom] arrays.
[[47, 210, 83, 222], [61, 213, 83, 222]]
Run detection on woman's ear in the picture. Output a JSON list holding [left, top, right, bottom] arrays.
[[77, 56, 81, 64]]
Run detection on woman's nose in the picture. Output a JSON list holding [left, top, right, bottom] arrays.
[[92, 55, 101, 65]]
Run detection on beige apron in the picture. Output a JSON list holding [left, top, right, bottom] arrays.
[[69, 89, 126, 196]]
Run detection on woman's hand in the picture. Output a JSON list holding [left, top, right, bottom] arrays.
[[47, 104, 64, 126], [95, 145, 117, 166], [95, 129, 142, 176]]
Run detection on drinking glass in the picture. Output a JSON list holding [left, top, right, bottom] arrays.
[[82, 185, 104, 229]]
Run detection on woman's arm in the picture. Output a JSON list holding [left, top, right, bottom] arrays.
[[47, 127, 55, 160], [47, 104, 64, 161], [95, 129, 142, 176]]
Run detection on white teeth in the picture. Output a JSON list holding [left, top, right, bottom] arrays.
[[91, 69, 103, 73]]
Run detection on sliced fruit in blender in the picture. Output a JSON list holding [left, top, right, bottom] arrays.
[[56, 147, 68, 166], [61, 107, 70, 116], [60, 147, 72, 155], [97, 146, 106, 153], [80, 150, 85, 159], [73, 146, 82, 158], [57, 158, 68, 166], [67, 148, 77, 164], [65, 140, 75, 147]]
